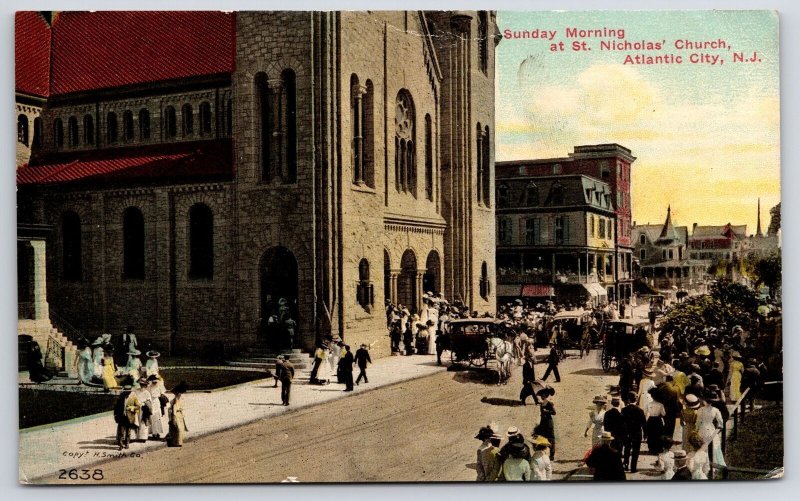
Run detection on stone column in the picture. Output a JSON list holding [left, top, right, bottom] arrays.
[[352, 83, 367, 184], [390, 270, 400, 305], [30, 239, 49, 324], [416, 270, 425, 313], [268, 77, 284, 181]]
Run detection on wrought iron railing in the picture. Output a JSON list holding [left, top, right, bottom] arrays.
[[44, 335, 65, 372], [50, 309, 89, 346]]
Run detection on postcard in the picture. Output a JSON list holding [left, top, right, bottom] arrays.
[[16, 10, 781, 483]]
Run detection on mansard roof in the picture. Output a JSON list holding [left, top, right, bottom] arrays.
[[15, 12, 52, 98], [40, 11, 235, 96], [17, 139, 233, 187]]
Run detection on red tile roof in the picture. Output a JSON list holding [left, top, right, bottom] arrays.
[[50, 11, 235, 96], [17, 139, 233, 186], [15, 12, 52, 98]]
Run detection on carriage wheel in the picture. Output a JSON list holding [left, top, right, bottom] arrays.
[[601, 347, 611, 372], [450, 350, 459, 365]]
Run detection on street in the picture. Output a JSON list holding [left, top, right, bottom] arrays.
[[44, 349, 631, 483]]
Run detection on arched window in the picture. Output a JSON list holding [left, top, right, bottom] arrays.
[[549, 182, 565, 206], [226, 98, 233, 136], [497, 183, 509, 208], [32, 117, 43, 148], [283, 69, 297, 183], [639, 234, 646, 245], [188, 204, 214, 279], [350, 75, 375, 187], [255, 73, 273, 182], [139, 108, 150, 140], [122, 207, 145, 279], [525, 182, 539, 206], [181, 104, 193, 136], [62, 211, 82, 281], [67, 116, 79, 148], [199, 102, 212, 136], [17, 114, 29, 145], [122, 110, 134, 142], [164, 106, 177, 138], [106, 112, 118, 144], [425, 114, 433, 200], [482, 126, 491, 206], [83, 114, 94, 145], [476, 123, 484, 204], [479, 261, 490, 300], [357, 258, 373, 311], [478, 11, 488, 73], [351, 74, 365, 184], [394, 90, 416, 195], [53, 118, 64, 149]]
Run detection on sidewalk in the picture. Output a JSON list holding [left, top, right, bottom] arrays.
[[19, 353, 446, 483]]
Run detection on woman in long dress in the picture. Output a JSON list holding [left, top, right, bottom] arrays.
[[681, 394, 703, 455], [92, 340, 105, 379], [328, 339, 342, 377], [728, 353, 744, 402], [125, 350, 143, 386], [101, 355, 119, 391], [145, 376, 166, 438], [167, 382, 189, 447], [132, 377, 152, 442], [533, 388, 557, 461], [75, 343, 94, 385], [645, 388, 667, 465], [145, 351, 160, 377], [583, 395, 607, 447], [697, 392, 726, 474]]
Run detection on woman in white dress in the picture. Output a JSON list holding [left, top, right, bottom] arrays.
[[583, 395, 607, 447], [126, 350, 144, 387], [697, 391, 726, 475], [145, 351, 160, 377], [75, 343, 94, 384], [145, 375, 165, 439], [132, 377, 152, 442], [328, 338, 342, 376], [529, 437, 553, 481], [91, 339, 105, 379]]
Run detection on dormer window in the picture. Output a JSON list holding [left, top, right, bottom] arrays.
[[497, 183, 509, 208], [525, 182, 539, 206]]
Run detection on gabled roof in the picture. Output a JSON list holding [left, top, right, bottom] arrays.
[[692, 224, 747, 239], [657, 206, 679, 242], [17, 139, 233, 187], [15, 12, 52, 98], [49, 11, 236, 96], [635, 223, 688, 246]]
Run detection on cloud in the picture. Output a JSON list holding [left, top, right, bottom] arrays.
[[497, 63, 780, 231]]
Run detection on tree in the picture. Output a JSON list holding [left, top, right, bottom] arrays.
[[661, 280, 759, 333], [768, 202, 781, 236], [753, 254, 782, 297]]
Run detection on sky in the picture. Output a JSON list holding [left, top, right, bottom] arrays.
[[495, 10, 780, 234]]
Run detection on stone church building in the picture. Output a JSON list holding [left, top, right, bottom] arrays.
[[16, 11, 499, 358]]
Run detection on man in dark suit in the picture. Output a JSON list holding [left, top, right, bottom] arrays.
[[541, 343, 561, 382], [603, 396, 626, 460], [658, 376, 682, 439], [354, 344, 372, 384], [339, 345, 355, 391], [621, 391, 646, 472], [586, 431, 626, 481], [274, 355, 295, 406], [519, 356, 541, 405]]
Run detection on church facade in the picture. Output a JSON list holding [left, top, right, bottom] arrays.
[[16, 11, 499, 357]]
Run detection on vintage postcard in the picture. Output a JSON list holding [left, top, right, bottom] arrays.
[[16, 10, 781, 483]]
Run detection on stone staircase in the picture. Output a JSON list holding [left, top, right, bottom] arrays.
[[227, 348, 314, 381], [18, 320, 78, 377]]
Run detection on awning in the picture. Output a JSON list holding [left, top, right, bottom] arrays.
[[497, 284, 522, 297], [521, 284, 554, 297], [582, 283, 609, 297]]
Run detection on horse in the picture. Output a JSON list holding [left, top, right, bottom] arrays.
[[488, 336, 515, 385]]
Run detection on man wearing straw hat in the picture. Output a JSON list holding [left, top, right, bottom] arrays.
[[585, 431, 626, 481]]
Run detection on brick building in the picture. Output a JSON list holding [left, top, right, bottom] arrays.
[[495, 174, 615, 305], [496, 144, 635, 302], [16, 11, 499, 358], [633, 207, 707, 292]]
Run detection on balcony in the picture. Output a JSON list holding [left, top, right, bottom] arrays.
[[498, 268, 607, 285]]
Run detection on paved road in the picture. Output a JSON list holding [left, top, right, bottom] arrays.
[[44, 348, 662, 483]]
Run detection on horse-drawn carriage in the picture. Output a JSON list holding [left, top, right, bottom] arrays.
[[600, 318, 652, 372], [546, 310, 595, 358], [448, 318, 516, 383]]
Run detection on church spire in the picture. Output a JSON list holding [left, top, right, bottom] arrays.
[[658, 205, 678, 241], [756, 198, 763, 237]]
